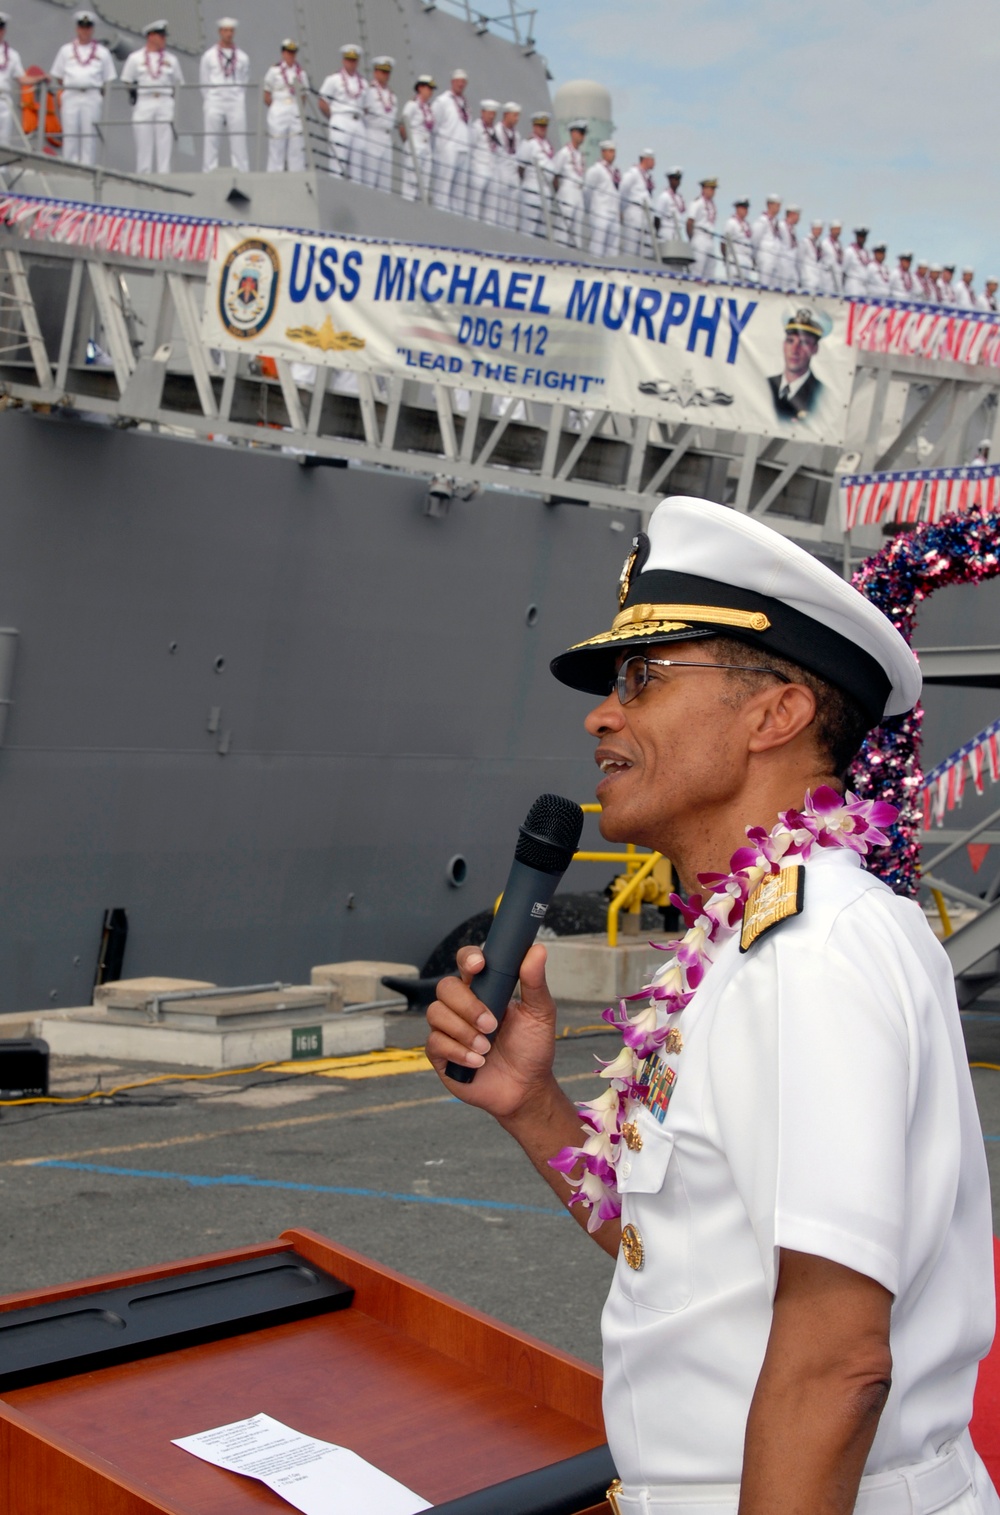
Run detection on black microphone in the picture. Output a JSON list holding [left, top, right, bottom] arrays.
[[444, 793, 584, 1085]]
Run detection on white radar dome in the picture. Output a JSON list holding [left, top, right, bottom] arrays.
[[552, 79, 614, 164]]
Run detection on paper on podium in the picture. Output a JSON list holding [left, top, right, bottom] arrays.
[[173, 1412, 433, 1515]]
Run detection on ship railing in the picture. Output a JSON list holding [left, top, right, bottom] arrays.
[[573, 804, 674, 947], [421, 0, 538, 49], [919, 808, 1000, 1004]]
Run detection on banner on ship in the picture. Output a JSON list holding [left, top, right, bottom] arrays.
[[202, 228, 857, 447]]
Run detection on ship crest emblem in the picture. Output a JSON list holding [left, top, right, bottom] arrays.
[[219, 238, 281, 340]]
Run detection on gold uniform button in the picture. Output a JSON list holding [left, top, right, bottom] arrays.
[[621, 1223, 644, 1271], [621, 1120, 643, 1151]]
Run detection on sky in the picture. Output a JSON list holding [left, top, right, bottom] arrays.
[[533, 0, 1000, 277]]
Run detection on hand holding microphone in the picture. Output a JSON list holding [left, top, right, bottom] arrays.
[[438, 794, 584, 1087]]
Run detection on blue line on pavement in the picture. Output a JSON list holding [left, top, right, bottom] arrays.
[[36, 1160, 569, 1216]]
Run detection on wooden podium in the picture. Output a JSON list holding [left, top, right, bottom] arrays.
[[0, 1227, 612, 1515]]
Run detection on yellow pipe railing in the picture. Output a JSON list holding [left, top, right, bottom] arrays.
[[929, 886, 954, 938]]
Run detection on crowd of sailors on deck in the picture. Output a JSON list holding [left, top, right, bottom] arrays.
[[0, 10, 995, 309]]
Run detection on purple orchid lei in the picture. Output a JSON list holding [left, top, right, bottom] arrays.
[[548, 785, 898, 1232]]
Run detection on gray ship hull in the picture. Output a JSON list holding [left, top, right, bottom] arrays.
[[0, 406, 634, 1012]]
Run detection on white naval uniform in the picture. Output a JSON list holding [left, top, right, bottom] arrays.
[[603, 847, 999, 1515], [199, 44, 249, 173], [496, 123, 521, 226], [319, 68, 367, 180], [722, 215, 755, 280], [938, 279, 959, 307], [656, 185, 686, 244], [585, 158, 620, 256], [361, 80, 397, 192], [800, 234, 827, 294], [751, 212, 780, 283], [843, 241, 872, 297], [400, 95, 433, 202], [263, 61, 308, 172], [775, 220, 800, 288], [688, 194, 717, 278], [431, 89, 471, 214], [866, 258, 892, 298], [120, 47, 184, 174], [519, 133, 555, 237], [821, 234, 845, 294], [619, 165, 655, 258], [953, 280, 977, 310], [0, 42, 25, 148], [551, 141, 586, 247], [469, 117, 500, 224], [51, 40, 116, 166], [889, 266, 918, 300]]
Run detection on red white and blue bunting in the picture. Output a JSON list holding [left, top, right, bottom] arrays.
[[847, 301, 1000, 368], [0, 193, 217, 263], [921, 716, 1000, 828], [840, 464, 1000, 531]]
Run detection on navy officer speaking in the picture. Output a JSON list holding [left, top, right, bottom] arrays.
[[426, 496, 998, 1515]]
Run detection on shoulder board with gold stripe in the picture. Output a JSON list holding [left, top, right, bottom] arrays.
[[739, 863, 804, 953]]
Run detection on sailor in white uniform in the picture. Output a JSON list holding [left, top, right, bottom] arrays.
[[495, 101, 522, 228], [551, 118, 587, 247], [427, 493, 1000, 1515], [620, 151, 656, 258], [820, 218, 845, 295], [914, 259, 932, 301], [584, 139, 620, 257], [198, 17, 249, 173], [262, 40, 308, 173], [865, 242, 891, 298], [360, 56, 398, 192], [655, 167, 686, 245], [889, 252, 917, 300], [800, 218, 826, 294], [982, 277, 998, 313], [400, 74, 435, 203], [687, 176, 719, 279], [518, 111, 556, 237], [722, 197, 755, 281], [953, 267, 977, 310], [751, 195, 782, 284], [775, 205, 801, 289], [51, 11, 116, 167], [0, 14, 23, 150], [120, 21, 184, 175], [842, 226, 872, 297], [432, 68, 471, 215], [939, 265, 958, 306], [469, 98, 501, 223], [319, 45, 367, 180], [928, 264, 944, 303]]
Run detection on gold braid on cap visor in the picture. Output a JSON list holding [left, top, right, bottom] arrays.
[[570, 603, 771, 649]]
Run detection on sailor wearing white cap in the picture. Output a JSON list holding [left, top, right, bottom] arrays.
[[938, 264, 958, 306], [468, 98, 501, 223], [928, 262, 943, 303], [359, 56, 397, 192], [820, 218, 844, 295], [889, 251, 916, 300], [865, 241, 891, 298], [620, 150, 656, 258], [0, 14, 25, 150], [429, 492, 998, 1515], [495, 101, 522, 227], [432, 68, 471, 214], [319, 45, 367, 180], [584, 139, 620, 257], [842, 226, 871, 297], [262, 40, 309, 172], [120, 22, 184, 175], [518, 111, 555, 237], [799, 218, 826, 295], [50, 11, 116, 166], [655, 167, 686, 245], [980, 277, 998, 313], [400, 74, 435, 202], [551, 119, 587, 247], [775, 204, 801, 289], [751, 194, 782, 284], [953, 266, 977, 310], [198, 18, 249, 173], [723, 197, 755, 281], [687, 175, 719, 279]]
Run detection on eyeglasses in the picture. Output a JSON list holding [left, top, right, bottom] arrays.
[[613, 654, 791, 706]]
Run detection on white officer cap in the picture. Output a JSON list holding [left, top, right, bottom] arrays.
[[451, 67, 469, 80], [144, 19, 168, 33], [568, 118, 588, 132], [480, 98, 500, 110], [416, 73, 435, 87], [373, 55, 394, 69], [532, 110, 550, 124], [786, 203, 801, 213], [963, 265, 974, 275], [766, 191, 781, 203], [667, 166, 683, 176], [700, 175, 718, 187], [74, 9, 97, 22], [502, 100, 521, 113], [640, 146, 655, 158], [217, 16, 238, 27], [599, 138, 615, 151], [929, 262, 942, 273], [280, 38, 299, 51], [0, 10, 8, 20], [550, 496, 921, 725], [340, 43, 361, 58]]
